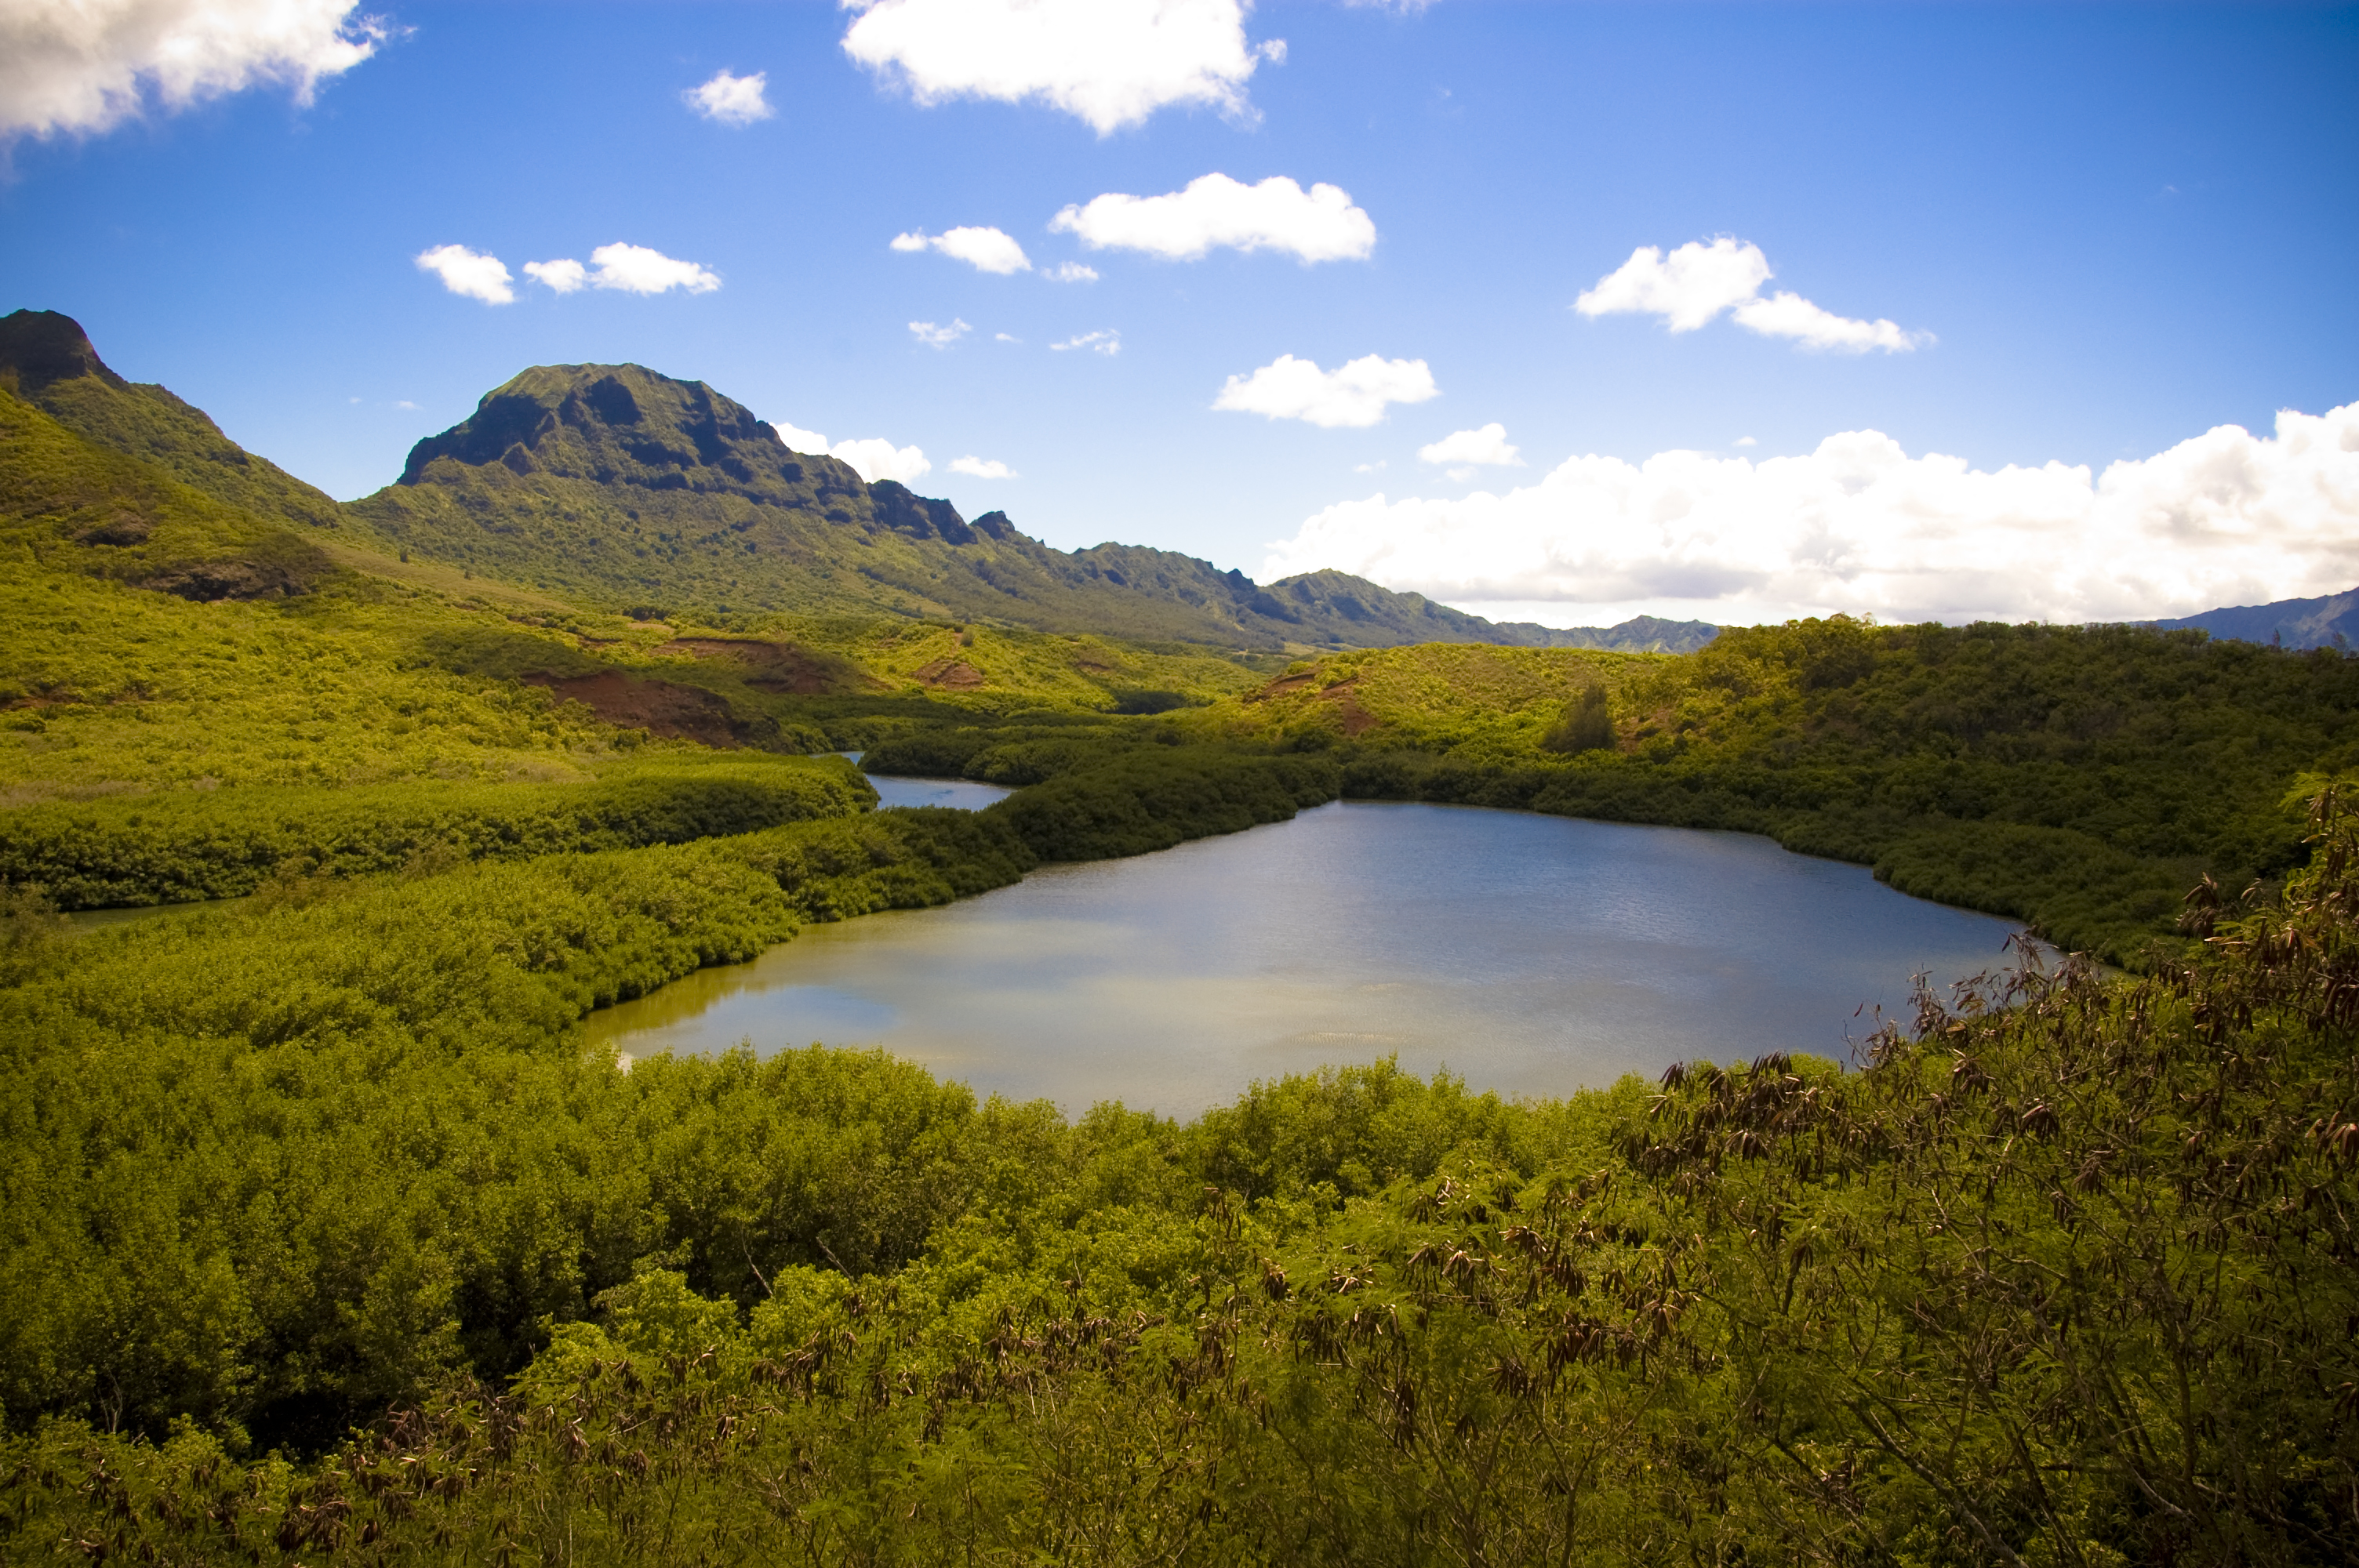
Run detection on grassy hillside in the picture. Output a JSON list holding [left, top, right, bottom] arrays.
[[0, 308, 356, 536], [0, 372, 1279, 914]]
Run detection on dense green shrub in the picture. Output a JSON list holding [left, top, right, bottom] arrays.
[[0, 804, 1032, 1446], [984, 750, 1341, 861], [0, 754, 874, 909], [1539, 680, 1613, 753], [8, 805, 2356, 1565], [859, 720, 1166, 785]]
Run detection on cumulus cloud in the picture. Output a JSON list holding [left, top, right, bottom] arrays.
[[910, 318, 972, 348], [829, 437, 932, 485], [773, 421, 932, 485], [685, 68, 772, 127], [472, 246, 714, 298], [1214, 353, 1438, 429], [891, 226, 1031, 274], [1732, 292, 1921, 353], [1049, 173, 1376, 263], [1576, 238, 1766, 332], [1051, 329, 1121, 355], [1259, 404, 2359, 629], [1, 0, 385, 141], [840, 0, 1274, 136], [1046, 261, 1099, 283], [584, 242, 721, 295], [416, 245, 514, 306], [523, 258, 587, 294], [1576, 238, 1926, 354], [1419, 423, 1521, 467], [951, 456, 1017, 479]]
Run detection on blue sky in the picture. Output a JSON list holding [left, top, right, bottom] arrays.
[[3, 1, 2355, 627]]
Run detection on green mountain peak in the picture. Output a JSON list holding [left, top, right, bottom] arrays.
[[396, 361, 845, 502]]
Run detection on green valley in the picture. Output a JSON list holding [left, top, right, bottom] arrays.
[[2, 307, 2354, 1566]]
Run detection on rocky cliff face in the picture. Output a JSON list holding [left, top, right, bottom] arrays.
[[395, 362, 863, 507]]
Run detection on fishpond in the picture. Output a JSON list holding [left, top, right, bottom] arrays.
[[587, 789, 2027, 1115]]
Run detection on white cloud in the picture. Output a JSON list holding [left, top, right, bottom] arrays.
[[1732, 292, 1920, 353], [586, 242, 721, 295], [523, 258, 587, 294], [1576, 238, 1767, 332], [1576, 238, 1926, 353], [1259, 403, 2359, 628], [839, 0, 1272, 136], [995, 332, 1022, 343], [910, 318, 972, 348], [1051, 329, 1121, 355], [1046, 261, 1100, 283], [1418, 423, 1521, 467], [685, 68, 772, 127], [1735, 436, 1757, 448], [771, 421, 932, 485], [1, 0, 385, 140], [891, 226, 1031, 274], [1049, 172, 1376, 263], [950, 456, 1017, 479], [394, 399, 417, 410], [1213, 353, 1438, 429], [828, 437, 932, 485], [415, 244, 514, 306]]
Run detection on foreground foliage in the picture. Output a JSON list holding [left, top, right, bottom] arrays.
[[0, 753, 874, 909], [6, 797, 2357, 1563]]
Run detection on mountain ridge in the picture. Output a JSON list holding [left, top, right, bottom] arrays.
[[0, 310, 1714, 654], [353, 354, 1715, 652], [0, 309, 355, 536], [2146, 588, 2359, 652]]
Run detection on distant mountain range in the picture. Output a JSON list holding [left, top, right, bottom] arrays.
[[2146, 590, 2359, 652], [0, 310, 1716, 656]]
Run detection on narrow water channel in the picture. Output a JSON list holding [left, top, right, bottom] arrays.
[[587, 797, 2026, 1116]]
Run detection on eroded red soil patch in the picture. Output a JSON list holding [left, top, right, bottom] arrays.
[[1311, 676, 1376, 735], [524, 671, 739, 746], [910, 659, 987, 691]]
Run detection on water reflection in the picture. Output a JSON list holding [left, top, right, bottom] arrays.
[[866, 774, 1015, 811], [587, 802, 2026, 1116]]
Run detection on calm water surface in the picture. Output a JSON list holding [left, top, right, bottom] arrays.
[[587, 800, 2024, 1116], [865, 774, 1017, 811]]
